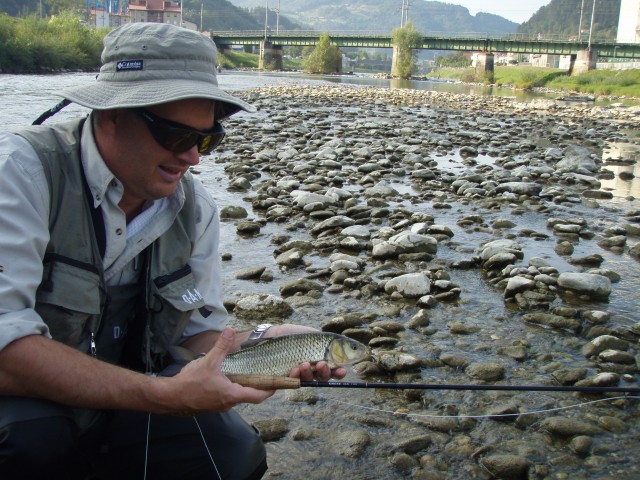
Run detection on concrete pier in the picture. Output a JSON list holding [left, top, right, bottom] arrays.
[[475, 53, 494, 83], [259, 40, 283, 70], [571, 49, 597, 75]]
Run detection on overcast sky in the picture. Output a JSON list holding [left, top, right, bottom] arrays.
[[449, 0, 553, 24]]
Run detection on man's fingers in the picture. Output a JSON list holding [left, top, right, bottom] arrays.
[[205, 327, 235, 368]]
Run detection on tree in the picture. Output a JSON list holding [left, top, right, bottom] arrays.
[[436, 52, 471, 68], [302, 33, 341, 74], [391, 22, 422, 79]]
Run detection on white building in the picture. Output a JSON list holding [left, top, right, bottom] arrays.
[[617, 0, 640, 43]]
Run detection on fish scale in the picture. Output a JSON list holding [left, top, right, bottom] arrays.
[[221, 332, 369, 377]]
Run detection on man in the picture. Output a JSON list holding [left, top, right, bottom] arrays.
[[0, 23, 343, 479]]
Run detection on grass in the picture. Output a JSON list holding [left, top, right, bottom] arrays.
[[426, 66, 640, 98]]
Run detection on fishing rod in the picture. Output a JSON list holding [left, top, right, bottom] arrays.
[[227, 375, 640, 395]]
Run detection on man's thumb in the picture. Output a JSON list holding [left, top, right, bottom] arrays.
[[209, 327, 236, 366]]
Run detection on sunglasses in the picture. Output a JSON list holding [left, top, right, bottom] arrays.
[[134, 108, 225, 154]]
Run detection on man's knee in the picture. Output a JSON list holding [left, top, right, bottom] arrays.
[[0, 415, 88, 478]]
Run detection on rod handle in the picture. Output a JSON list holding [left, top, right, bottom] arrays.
[[227, 375, 301, 390]]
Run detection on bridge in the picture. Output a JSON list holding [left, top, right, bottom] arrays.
[[211, 30, 640, 77]]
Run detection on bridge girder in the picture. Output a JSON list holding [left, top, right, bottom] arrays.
[[211, 32, 640, 59]]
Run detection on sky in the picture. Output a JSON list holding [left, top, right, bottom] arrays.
[[449, 0, 553, 24]]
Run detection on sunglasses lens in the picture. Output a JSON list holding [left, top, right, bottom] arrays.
[[197, 126, 225, 154], [137, 109, 225, 154], [164, 132, 199, 152]]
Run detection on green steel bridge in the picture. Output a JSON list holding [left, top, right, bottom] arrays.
[[211, 30, 640, 59]]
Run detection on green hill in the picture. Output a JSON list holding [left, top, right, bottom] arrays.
[[517, 0, 621, 40], [228, 0, 518, 34]]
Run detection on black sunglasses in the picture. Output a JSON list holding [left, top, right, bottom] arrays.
[[134, 108, 225, 154]]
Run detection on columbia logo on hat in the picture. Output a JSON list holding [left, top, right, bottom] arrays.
[[116, 60, 143, 72]]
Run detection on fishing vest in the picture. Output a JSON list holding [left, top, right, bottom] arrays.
[[15, 118, 205, 370]]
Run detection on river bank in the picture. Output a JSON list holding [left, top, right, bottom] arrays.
[[203, 84, 640, 479]]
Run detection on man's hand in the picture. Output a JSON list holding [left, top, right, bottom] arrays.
[[172, 328, 274, 413]]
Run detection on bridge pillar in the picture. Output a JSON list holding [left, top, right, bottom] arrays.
[[571, 49, 597, 76], [216, 43, 232, 55], [391, 45, 414, 78], [475, 53, 494, 83], [259, 40, 283, 70]]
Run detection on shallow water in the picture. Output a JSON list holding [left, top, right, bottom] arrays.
[[2, 72, 639, 480]]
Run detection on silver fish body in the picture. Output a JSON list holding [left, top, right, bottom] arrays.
[[221, 332, 370, 376]]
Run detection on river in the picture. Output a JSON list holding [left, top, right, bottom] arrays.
[[1, 71, 640, 479]]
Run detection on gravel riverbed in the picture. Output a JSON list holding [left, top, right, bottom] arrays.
[[195, 84, 640, 480]]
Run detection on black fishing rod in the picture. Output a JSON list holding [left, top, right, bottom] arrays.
[[227, 375, 640, 394], [301, 380, 640, 395]]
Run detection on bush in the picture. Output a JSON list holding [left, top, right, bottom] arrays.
[[303, 33, 341, 74], [0, 13, 105, 73]]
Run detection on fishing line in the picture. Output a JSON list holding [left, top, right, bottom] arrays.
[[192, 416, 222, 480], [320, 395, 640, 420], [143, 413, 151, 480]]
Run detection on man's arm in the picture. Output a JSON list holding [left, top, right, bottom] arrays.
[[0, 328, 273, 414]]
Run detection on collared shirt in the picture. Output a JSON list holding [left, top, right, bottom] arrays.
[[0, 115, 227, 352]]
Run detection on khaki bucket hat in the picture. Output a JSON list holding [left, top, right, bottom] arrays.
[[61, 22, 254, 119]]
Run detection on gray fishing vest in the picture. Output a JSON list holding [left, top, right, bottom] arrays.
[[15, 118, 205, 370]]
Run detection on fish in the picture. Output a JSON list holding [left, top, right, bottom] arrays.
[[220, 332, 370, 377]]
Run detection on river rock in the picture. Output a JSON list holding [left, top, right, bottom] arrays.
[[333, 430, 370, 457], [465, 362, 505, 381], [275, 248, 305, 268], [494, 182, 543, 196], [219, 205, 248, 219], [253, 418, 290, 442], [536, 417, 604, 437], [557, 272, 611, 299], [554, 146, 598, 174], [377, 351, 423, 372], [480, 455, 530, 480], [233, 294, 293, 319], [523, 312, 581, 332], [581, 335, 629, 357], [384, 273, 431, 298], [279, 278, 325, 296]]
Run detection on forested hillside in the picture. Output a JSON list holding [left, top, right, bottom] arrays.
[[228, 0, 518, 34], [0, 0, 301, 32], [518, 0, 620, 39]]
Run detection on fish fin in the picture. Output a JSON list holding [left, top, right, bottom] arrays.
[[239, 338, 271, 349]]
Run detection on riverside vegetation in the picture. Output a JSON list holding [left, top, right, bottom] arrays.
[[2, 13, 638, 100]]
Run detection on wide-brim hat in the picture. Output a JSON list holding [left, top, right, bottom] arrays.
[[61, 23, 254, 119]]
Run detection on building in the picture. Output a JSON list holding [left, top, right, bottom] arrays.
[[89, 0, 128, 28], [128, 0, 182, 26], [617, 0, 640, 43]]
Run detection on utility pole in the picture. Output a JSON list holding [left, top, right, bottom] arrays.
[[588, 0, 596, 53], [400, 0, 410, 27], [276, 0, 280, 33], [578, 0, 585, 41], [264, 0, 268, 39], [200, 2, 203, 32]]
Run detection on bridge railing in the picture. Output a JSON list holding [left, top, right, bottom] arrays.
[[211, 29, 617, 44]]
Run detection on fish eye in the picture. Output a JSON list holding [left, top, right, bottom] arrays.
[[351, 344, 358, 350]]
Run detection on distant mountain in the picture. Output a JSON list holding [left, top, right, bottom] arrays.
[[0, 0, 302, 32], [182, 0, 301, 32], [227, 0, 518, 34], [517, 0, 620, 39]]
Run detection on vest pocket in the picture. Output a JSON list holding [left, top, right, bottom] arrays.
[[35, 259, 102, 348], [149, 265, 205, 354]]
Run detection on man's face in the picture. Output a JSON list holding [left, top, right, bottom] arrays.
[[98, 98, 215, 217]]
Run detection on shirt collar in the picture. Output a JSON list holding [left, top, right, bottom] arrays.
[[81, 113, 119, 208]]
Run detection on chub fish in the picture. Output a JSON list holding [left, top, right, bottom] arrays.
[[221, 332, 370, 377]]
